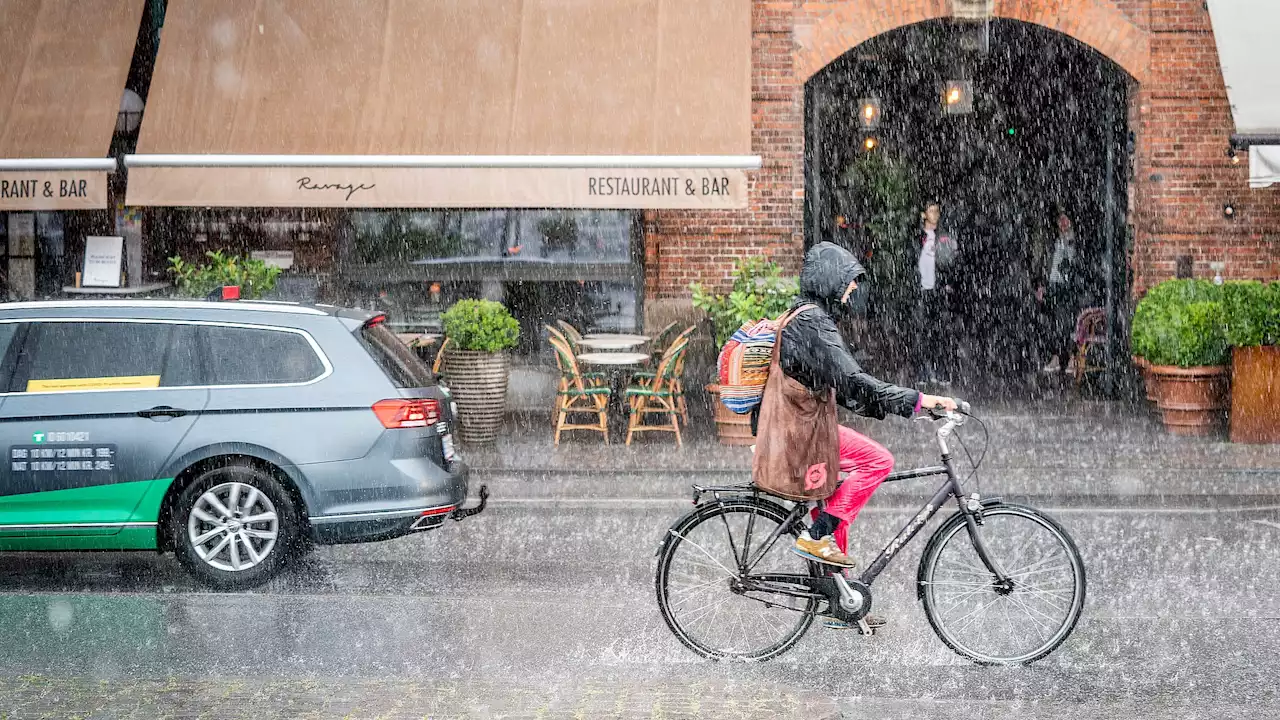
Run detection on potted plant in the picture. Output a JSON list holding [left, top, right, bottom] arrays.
[[690, 258, 799, 445], [439, 299, 520, 444], [169, 251, 282, 299], [1133, 280, 1230, 436], [1129, 292, 1161, 405], [1224, 281, 1280, 443]]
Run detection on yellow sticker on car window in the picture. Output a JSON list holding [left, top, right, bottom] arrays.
[[26, 375, 162, 392]]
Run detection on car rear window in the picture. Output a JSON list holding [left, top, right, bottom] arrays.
[[199, 325, 326, 386], [358, 323, 435, 389], [16, 321, 186, 392]]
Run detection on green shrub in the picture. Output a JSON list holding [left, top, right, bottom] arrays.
[[1131, 279, 1222, 360], [690, 257, 799, 347], [1132, 280, 1228, 367], [1224, 280, 1280, 348], [441, 299, 520, 353], [168, 251, 281, 299]]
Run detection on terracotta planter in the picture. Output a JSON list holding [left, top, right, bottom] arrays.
[[706, 384, 754, 446], [1133, 355, 1160, 404], [441, 349, 510, 444], [1230, 346, 1280, 444], [1151, 364, 1229, 437]]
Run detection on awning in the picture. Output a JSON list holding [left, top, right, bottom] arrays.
[[126, 0, 755, 209], [1250, 146, 1280, 189], [1206, 0, 1280, 188], [0, 0, 144, 210]]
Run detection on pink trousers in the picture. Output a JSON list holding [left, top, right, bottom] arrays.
[[811, 426, 895, 553]]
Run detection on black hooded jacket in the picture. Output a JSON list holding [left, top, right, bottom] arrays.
[[776, 242, 920, 420]]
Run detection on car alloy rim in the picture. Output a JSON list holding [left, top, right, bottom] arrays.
[[187, 481, 280, 572]]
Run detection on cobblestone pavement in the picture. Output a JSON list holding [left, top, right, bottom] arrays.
[[0, 677, 839, 719]]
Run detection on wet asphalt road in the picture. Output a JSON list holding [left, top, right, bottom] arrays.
[[1, 476, 1279, 719]]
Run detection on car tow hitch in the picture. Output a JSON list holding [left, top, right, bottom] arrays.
[[451, 484, 489, 521]]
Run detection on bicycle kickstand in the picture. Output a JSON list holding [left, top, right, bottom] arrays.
[[856, 618, 875, 636]]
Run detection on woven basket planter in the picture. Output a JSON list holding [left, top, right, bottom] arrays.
[[442, 349, 510, 444], [707, 384, 755, 446]]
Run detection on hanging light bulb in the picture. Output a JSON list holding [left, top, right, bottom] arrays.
[[858, 98, 882, 130], [942, 81, 973, 115], [863, 136, 879, 151]]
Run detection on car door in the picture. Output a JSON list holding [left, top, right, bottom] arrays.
[[0, 319, 208, 539]]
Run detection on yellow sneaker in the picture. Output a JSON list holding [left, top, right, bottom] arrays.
[[792, 532, 856, 568]]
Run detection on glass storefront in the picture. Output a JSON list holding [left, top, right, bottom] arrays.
[[150, 207, 643, 359]]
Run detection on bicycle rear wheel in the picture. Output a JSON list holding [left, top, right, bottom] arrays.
[[655, 498, 818, 661], [919, 503, 1086, 665]]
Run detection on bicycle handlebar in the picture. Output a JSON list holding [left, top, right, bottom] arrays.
[[927, 399, 970, 420]]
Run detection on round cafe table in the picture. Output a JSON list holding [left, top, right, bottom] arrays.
[[577, 335, 649, 351], [576, 352, 651, 437], [576, 352, 651, 366], [581, 332, 649, 343]]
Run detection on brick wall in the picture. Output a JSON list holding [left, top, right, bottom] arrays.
[[643, 0, 1280, 320], [1132, 0, 1280, 291]]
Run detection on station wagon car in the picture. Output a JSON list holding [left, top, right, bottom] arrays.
[[0, 296, 485, 589]]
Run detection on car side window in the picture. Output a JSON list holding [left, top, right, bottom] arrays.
[[0, 323, 17, 365], [199, 325, 325, 386], [15, 321, 179, 393]]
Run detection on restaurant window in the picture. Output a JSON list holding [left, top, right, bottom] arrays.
[[337, 209, 642, 357]]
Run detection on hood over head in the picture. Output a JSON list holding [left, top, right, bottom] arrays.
[[800, 242, 868, 316]]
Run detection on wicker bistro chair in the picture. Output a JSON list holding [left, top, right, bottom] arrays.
[[546, 325, 606, 425], [1072, 307, 1109, 392], [632, 325, 695, 425], [625, 338, 689, 446], [555, 320, 584, 352], [646, 321, 680, 365], [431, 337, 450, 376], [548, 335, 612, 445]]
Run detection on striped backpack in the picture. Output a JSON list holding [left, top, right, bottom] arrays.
[[716, 304, 816, 414]]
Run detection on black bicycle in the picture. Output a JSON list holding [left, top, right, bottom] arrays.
[[654, 402, 1086, 664]]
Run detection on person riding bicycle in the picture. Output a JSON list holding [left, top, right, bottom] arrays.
[[769, 242, 956, 569]]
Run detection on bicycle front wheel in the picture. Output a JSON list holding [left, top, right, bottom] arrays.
[[655, 498, 818, 662], [919, 503, 1086, 665]]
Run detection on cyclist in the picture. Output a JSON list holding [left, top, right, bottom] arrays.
[[771, 242, 956, 571]]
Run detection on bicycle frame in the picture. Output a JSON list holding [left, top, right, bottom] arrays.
[[686, 410, 1012, 602]]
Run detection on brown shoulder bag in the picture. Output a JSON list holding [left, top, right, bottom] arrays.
[[751, 305, 840, 501]]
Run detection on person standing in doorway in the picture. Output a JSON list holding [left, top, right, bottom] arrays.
[[913, 201, 959, 386], [1038, 208, 1085, 375]]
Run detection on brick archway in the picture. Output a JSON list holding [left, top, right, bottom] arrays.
[[795, 0, 1149, 83]]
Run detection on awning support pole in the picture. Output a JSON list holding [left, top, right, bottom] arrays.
[[0, 158, 117, 171], [1229, 134, 1280, 149]]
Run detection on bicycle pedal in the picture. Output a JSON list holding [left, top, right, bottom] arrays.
[[856, 619, 875, 636]]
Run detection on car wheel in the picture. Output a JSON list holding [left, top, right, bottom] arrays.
[[172, 461, 302, 590]]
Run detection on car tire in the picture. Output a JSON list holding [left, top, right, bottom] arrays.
[[171, 461, 303, 590]]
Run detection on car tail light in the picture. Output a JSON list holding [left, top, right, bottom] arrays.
[[365, 314, 387, 327], [372, 398, 440, 429]]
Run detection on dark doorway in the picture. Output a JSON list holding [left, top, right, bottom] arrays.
[[805, 19, 1131, 394]]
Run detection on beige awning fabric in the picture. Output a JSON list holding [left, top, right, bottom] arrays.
[[126, 0, 754, 209], [0, 0, 144, 210], [1250, 146, 1280, 189]]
